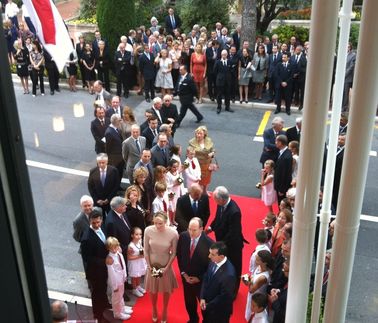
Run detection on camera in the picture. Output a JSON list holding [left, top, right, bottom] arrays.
[[139, 249, 144, 256]]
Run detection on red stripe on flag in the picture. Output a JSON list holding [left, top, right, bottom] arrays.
[[32, 0, 56, 45]]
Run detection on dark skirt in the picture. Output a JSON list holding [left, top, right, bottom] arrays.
[[67, 63, 77, 76], [16, 63, 29, 77]]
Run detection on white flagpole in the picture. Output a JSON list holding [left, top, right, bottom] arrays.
[[323, 0, 378, 321]]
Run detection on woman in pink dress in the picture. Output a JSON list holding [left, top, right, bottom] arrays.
[[190, 44, 207, 103], [260, 159, 277, 212]]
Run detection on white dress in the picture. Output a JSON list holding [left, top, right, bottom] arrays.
[[155, 57, 174, 89], [127, 241, 147, 277], [249, 244, 271, 275], [261, 174, 277, 207], [165, 171, 185, 212], [245, 267, 271, 321], [292, 154, 299, 180], [183, 157, 201, 189]]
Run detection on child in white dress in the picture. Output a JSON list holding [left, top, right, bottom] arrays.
[[183, 146, 201, 189], [105, 237, 132, 321], [261, 159, 277, 212], [127, 227, 147, 298]]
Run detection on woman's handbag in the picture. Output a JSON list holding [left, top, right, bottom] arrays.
[[208, 157, 219, 172]]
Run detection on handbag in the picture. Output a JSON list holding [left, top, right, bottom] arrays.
[[208, 157, 219, 172]]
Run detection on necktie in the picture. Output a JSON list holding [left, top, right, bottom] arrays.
[[135, 139, 141, 153], [219, 206, 225, 219], [97, 229, 106, 243], [100, 170, 106, 186], [121, 215, 130, 229], [296, 55, 300, 63], [192, 200, 198, 214], [210, 263, 217, 278], [273, 54, 276, 61], [153, 129, 158, 137], [189, 239, 196, 258], [163, 199, 167, 212], [191, 160, 196, 169], [162, 148, 167, 161], [118, 253, 124, 270], [171, 15, 175, 28], [213, 49, 216, 59], [248, 312, 255, 323], [223, 60, 226, 66], [100, 119, 104, 127]]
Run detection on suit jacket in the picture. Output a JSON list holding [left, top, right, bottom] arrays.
[[138, 52, 156, 80], [276, 62, 294, 88], [105, 126, 123, 157], [286, 126, 300, 143], [76, 42, 85, 60], [142, 127, 158, 149], [80, 227, 108, 280], [200, 259, 236, 319], [259, 128, 286, 164], [91, 117, 110, 153], [105, 210, 131, 253], [165, 14, 182, 34], [345, 50, 356, 83], [228, 53, 239, 77], [213, 59, 232, 87], [274, 148, 293, 194], [92, 38, 109, 56], [289, 53, 307, 81], [95, 89, 112, 107], [210, 199, 245, 250], [114, 50, 131, 75], [175, 193, 210, 233], [122, 136, 147, 171], [72, 212, 90, 243], [95, 50, 111, 70], [268, 52, 282, 78], [176, 73, 198, 104], [151, 144, 170, 168], [205, 46, 221, 74], [161, 103, 179, 126], [232, 31, 241, 51], [105, 106, 123, 118], [87, 165, 119, 205], [177, 231, 213, 280]]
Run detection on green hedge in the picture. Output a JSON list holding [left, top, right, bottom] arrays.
[[270, 25, 310, 45]]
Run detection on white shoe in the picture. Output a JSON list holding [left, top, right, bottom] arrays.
[[124, 305, 133, 310], [137, 285, 146, 294], [123, 307, 133, 314], [115, 313, 130, 320], [132, 288, 144, 297]]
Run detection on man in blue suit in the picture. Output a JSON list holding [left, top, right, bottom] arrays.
[[138, 44, 156, 102], [267, 45, 282, 103], [200, 241, 236, 323]]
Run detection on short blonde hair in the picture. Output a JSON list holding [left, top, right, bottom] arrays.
[[195, 125, 208, 137], [154, 181, 167, 193], [133, 167, 148, 181], [106, 236, 120, 250]]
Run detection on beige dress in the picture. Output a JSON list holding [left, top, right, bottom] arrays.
[[188, 137, 215, 187], [143, 225, 179, 293]]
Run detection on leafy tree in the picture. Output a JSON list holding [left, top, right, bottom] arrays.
[[177, 0, 230, 32], [97, 0, 136, 54], [270, 25, 309, 44], [80, 0, 97, 19], [135, 0, 166, 28]]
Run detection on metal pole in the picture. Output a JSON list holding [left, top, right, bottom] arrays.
[[285, 0, 340, 322], [310, 0, 354, 321], [323, 0, 378, 321]]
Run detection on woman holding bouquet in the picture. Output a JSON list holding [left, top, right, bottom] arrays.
[[144, 212, 179, 323]]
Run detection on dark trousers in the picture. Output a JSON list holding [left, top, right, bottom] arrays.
[[227, 246, 242, 298], [177, 101, 203, 125], [202, 310, 230, 323], [216, 85, 230, 110], [116, 69, 129, 96], [90, 278, 108, 320], [31, 67, 45, 95], [268, 76, 277, 100], [230, 74, 238, 101], [144, 78, 155, 99], [46, 65, 60, 91], [172, 68, 179, 88], [182, 279, 201, 323], [207, 72, 216, 99], [342, 81, 352, 111], [292, 78, 305, 106], [24, 17, 36, 35], [10, 16, 18, 29], [97, 66, 110, 91], [108, 154, 124, 184], [78, 61, 87, 86], [276, 85, 292, 112]]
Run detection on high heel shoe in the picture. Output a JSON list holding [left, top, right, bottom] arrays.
[[152, 317, 158, 322]]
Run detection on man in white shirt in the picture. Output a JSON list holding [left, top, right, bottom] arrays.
[[5, 0, 19, 29]]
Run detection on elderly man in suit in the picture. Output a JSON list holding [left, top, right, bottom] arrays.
[[88, 154, 120, 216], [214, 50, 234, 114], [138, 43, 156, 102], [200, 241, 236, 323], [274, 135, 293, 204], [342, 43, 356, 111], [91, 106, 110, 154], [176, 183, 210, 233], [81, 209, 109, 320], [165, 7, 181, 35], [161, 94, 179, 134], [73, 195, 93, 244], [286, 117, 302, 144], [105, 114, 124, 181], [134, 149, 154, 186], [122, 124, 146, 183], [206, 186, 246, 298], [275, 53, 294, 115], [175, 65, 204, 128], [151, 97, 164, 126], [151, 133, 170, 167], [105, 96, 123, 118], [93, 80, 112, 108], [114, 42, 132, 98], [177, 217, 214, 323]]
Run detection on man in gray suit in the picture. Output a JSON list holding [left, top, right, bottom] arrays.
[[342, 43, 356, 111], [72, 195, 93, 245], [151, 133, 170, 168], [122, 124, 146, 183]]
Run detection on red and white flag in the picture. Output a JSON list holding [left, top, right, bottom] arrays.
[[22, 0, 73, 72]]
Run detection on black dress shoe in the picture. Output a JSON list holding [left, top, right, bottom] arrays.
[[195, 117, 203, 123], [226, 108, 234, 113], [146, 98, 151, 103], [216, 108, 221, 114], [55, 88, 60, 93], [286, 110, 291, 115], [50, 91, 54, 95], [274, 109, 281, 114]]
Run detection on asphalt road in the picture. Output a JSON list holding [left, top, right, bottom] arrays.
[[13, 82, 378, 322]]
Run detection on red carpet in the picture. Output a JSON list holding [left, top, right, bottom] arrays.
[[129, 193, 274, 322]]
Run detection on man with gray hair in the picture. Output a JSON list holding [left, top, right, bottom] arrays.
[[286, 117, 302, 143], [206, 186, 246, 297], [151, 97, 164, 125], [73, 195, 93, 244], [105, 114, 124, 181], [51, 300, 68, 322]]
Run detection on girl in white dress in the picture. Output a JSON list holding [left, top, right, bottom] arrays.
[[289, 140, 300, 186], [154, 49, 173, 96], [127, 227, 147, 298], [261, 159, 277, 212], [183, 146, 201, 189]]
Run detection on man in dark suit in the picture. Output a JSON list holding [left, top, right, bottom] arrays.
[[286, 117, 302, 144], [207, 186, 246, 297], [80, 209, 109, 320], [342, 43, 356, 111], [175, 65, 204, 127], [105, 114, 124, 181], [214, 50, 234, 114], [206, 40, 221, 101], [177, 218, 214, 323], [151, 133, 170, 168], [228, 46, 239, 103], [275, 53, 294, 115], [138, 44, 156, 102], [200, 241, 236, 323], [114, 43, 132, 98], [140, 109, 154, 134], [267, 45, 282, 102], [274, 135, 293, 204], [87, 153, 120, 216], [290, 45, 307, 110], [92, 30, 108, 56], [165, 7, 181, 35], [142, 116, 159, 149], [232, 25, 241, 51], [161, 94, 179, 134], [176, 184, 210, 233], [259, 117, 285, 167], [44, 51, 60, 95], [150, 97, 164, 126], [91, 106, 110, 154], [73, 195, 93, 244], [105, 96, 123, 118]]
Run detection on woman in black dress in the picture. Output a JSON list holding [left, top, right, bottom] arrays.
[[29, 40, 45, 96], [82, 43, 96, 94], [13, 39, 30, 94], [66, 40, 78, 92], [95, 40, 111, 92], [125, 185, 147, 234], [133, 167, 154, 218]]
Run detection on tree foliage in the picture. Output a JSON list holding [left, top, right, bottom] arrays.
[[97, 0, 136, 54], [80, 0, 97, 19], [177, 0, 230, 33], [135, 0, 166, 28], [270, 25, 309, 44]]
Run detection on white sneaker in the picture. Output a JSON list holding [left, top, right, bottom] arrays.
[[137, 285, 146, 294], [115, 313, 130, 320], [132, 288, 144, 297], [123, 306, 133, 314]]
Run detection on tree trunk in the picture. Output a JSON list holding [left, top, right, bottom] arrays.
[[241, 0, 257, 46]]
